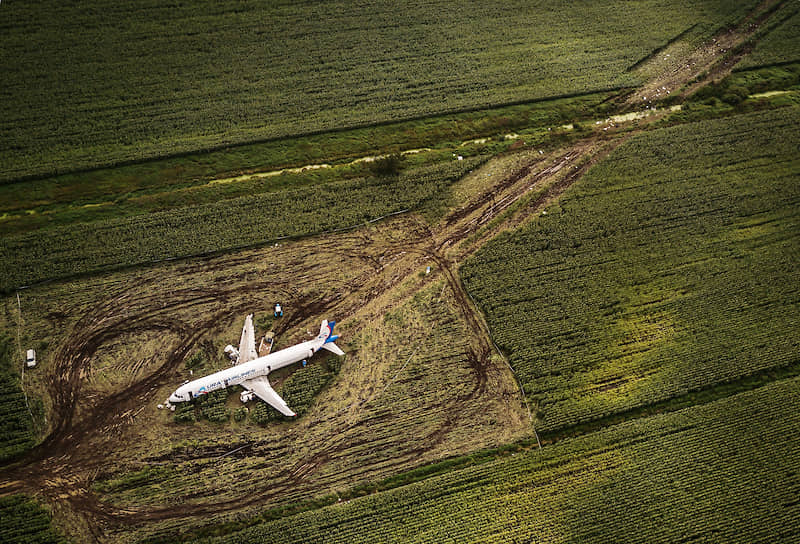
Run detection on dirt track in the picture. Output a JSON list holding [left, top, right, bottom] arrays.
[[0, 3, 784, 541], [0, 135, 687, 541]]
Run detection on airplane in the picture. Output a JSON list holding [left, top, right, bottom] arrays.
[[166, 315, 344, 416]]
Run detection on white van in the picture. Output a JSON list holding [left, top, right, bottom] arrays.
[[25, 349, 36, 368]]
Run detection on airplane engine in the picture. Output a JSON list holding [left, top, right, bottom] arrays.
[[240, 390, 255, 403], [224, 345, 239, 364]]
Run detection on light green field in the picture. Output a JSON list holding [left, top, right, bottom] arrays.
[[461, 106, 800, 431], [0, 0, 758, 181], [192, 375, 800, 544]]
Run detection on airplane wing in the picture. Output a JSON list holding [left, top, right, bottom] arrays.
[[240, 375, 296, 417], [237, 314, 259, 365]]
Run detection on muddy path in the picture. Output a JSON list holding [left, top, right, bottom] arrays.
[[0, 201, 525, 537], [0, 135, 605, 540], [623, 0, 787, 107], [0, 4, 784, 541]]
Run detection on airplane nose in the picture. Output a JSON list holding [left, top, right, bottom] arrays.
[[168, 392, 181, 403]]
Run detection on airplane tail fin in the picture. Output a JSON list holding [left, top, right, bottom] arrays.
[[318, 320, 345, 356], [318, 319, 335, 342]]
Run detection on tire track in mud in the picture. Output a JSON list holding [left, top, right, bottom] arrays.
[[1, 180, 525, 532], [1, 280, 336, 471], [1, 276, 353, 538]]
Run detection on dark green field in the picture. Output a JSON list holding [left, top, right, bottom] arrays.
[[462, 106, 800, 431], [0, 494, 66, 544], [0, 336, 37, 463], [738, 0, 800, 69], [1, 0, 759, 182]]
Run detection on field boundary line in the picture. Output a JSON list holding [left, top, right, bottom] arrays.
[[0, 89, 626, 187], [13, 208, 412, 293], [464, 289, 539, 449]]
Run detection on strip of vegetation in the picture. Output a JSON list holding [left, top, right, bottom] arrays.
[[654, 64, 800, 126], [461, 106, 800, 432], [93, 465, 174, 495], [0, 335, 41, 464], [0, 90, 615, 232], [688, 62, 800, 106], [0, 158, 484, 292]]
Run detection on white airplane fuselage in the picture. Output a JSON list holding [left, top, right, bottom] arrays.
[[166, 316, 343, 416], [168, 340, 316, 403]]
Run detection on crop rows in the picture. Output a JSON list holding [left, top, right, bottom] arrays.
[[0, 494, 65, 544], [0, 158, 482, 291], [248, 357, 342, 425], [0, 335, 36, 463], [461, 107, 800, 432], [194, 375, 800, 543], [737, 1, 800, 70], [0, 0, 760, 182]]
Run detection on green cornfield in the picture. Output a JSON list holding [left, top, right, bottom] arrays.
[[461, 106, 800, 431], [0, 494, 66, 544], [194, 376, 800, 543], [1, 0, 759, 181]]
